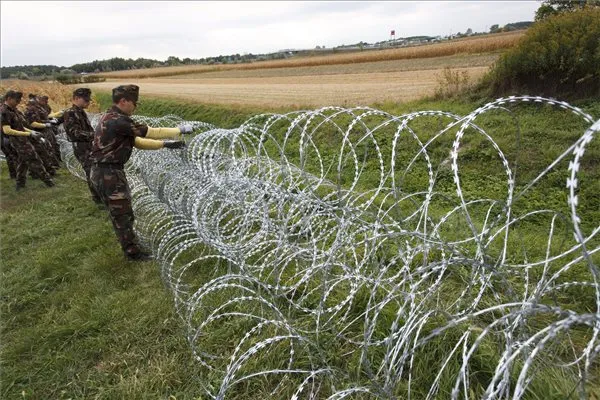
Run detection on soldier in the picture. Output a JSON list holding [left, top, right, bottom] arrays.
[[25, 94, 60, 174], [1, 130, 18, 179], [0, 90, 55, 190], [36, 95, 63, 163], [0, 92, 18, 179], [90, 84, 193, 261], [62, 88, 102, 204], [38, 95, 51, 115]]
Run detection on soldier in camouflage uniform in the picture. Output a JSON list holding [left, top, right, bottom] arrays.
[[1, 90, 55, 190], [38, 95, 51, 115], [63, 88, 102, 203], [90, 84, 193, 261], [24, 94, 60, 174], [1, 131, 18, 179], [0, 93, 18, 179], [38, 95, 63, 162]]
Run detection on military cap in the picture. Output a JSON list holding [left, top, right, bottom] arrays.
[[4, 90, 23, 100], [28, 93, 37, 100], [112, 84, 139, 103], [39, 95, 49, 101], [73, 88, 92, 100]]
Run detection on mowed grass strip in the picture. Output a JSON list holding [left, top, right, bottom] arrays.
[[97, 31, 524, 79], [0, 168, 202, 399]]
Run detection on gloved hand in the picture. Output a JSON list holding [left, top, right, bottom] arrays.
[[163, 140, 186, 149], [48, 118, 61, 125], [45, 122, 53, 128], [177, 123, 194, 134], [29, 131, 43, 140]]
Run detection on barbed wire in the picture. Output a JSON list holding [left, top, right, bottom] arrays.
[[55, 96, 599, 399]]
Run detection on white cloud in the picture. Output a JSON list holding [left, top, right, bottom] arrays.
[[0, 1, 540, 67]]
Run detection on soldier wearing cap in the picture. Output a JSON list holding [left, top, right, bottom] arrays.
[[36, 94, 63, 163], [38, 95, 51, 115], [0, 90, 55, 190], [90, 84, 194, 261], [63, 88, 102, 203], [24, 94, 60, 175]]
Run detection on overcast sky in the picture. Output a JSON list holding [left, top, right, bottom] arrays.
[[1, 1, 540, 67]]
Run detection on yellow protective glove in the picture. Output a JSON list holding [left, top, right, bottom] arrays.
[[145, 127, 181, 139], [2, 125, 33, 137], [134, 137, 164, 150], [48, 110, 64, 118]]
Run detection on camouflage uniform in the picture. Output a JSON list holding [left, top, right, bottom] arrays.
[[90, 85, 150, 258], [1, 130, 18, 179], [63, 102, 101, 202], [24, 100, 59, 173], [38, 97, 63, 162], [0, 102, 53, 188]]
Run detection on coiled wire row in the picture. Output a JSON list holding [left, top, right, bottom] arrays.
[[58, 96, 600, 399]]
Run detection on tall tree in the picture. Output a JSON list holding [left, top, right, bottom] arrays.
[[535, 0, 597, 20]]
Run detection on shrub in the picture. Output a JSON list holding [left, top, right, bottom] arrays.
[[82, 75, 105, 83], [55, 74, 106, 85], [482, 7, 600, 99], [434, 67, 471, 98]]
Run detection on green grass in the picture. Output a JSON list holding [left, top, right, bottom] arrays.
[[2, 95, 600, 399], [0, 170, 203, 399]]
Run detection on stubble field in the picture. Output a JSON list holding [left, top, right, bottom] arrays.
[[82, 32, 524, 107], [83, 53, 496, 107]]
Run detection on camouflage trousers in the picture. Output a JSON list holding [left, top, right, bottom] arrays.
[[1, 136, 18, 178], [9, 135, 52, 186], [73, 141, 101, 202], [48, 127, 62, 162], [30, 135, 58, 174], [90, 164, 140, 255]]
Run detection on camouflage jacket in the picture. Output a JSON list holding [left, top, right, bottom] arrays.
[[63, 105, 94, 142], [90, 105, 148, 165], [24, 102, 47, 125], [1, 103, 30, 131]]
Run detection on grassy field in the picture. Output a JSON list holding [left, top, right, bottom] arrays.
[[0, 168, 205, 399], [2, 93, 599, 398]]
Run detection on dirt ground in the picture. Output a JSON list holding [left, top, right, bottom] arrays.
[[84, 54, 497, 108]]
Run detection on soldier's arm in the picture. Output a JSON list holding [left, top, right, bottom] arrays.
[[144, 127, 182, 139], [30, 121, 49, 129], [2, 125, 35, 137], [144, 123, 194, 139], [134, 137, 185, 150], [48, 110, 64, 119], [134, 137, 165, 150], [64, 110, 93, 141]]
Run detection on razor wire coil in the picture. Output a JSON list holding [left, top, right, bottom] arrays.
[[55, 96, 599, 399]]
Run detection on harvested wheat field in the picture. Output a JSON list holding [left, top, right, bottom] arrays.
[[82, 33, 523, 107], [83, 53, 496, 108]]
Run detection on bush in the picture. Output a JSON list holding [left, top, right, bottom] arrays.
[[82, 75, 105, 83], [55, 74, 79, 84], [481, 7, 600, 99], [55, 74, 106, 85], [434, 67, 471, 99]]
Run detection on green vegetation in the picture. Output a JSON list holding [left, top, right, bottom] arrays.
[[2, 93, 599, 398], [0, 169, 204, 399], [482, 7, 600, 99]]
